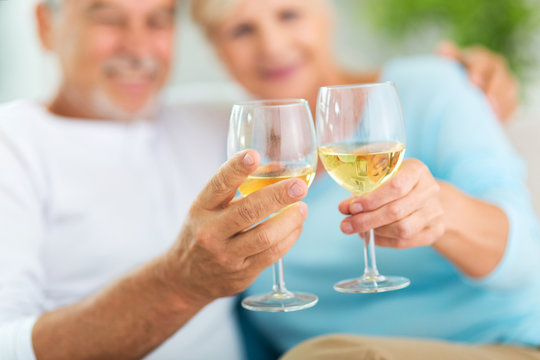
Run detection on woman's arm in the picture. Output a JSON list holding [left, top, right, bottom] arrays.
[[338, 58, 539, 286], [433, 181, 508, 278]]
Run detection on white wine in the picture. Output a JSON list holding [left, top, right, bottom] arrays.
[[319, 141, 405, 195], [239, 163, 315, 196]]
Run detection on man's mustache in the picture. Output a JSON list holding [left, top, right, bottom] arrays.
[[103, 55, 162, 78]]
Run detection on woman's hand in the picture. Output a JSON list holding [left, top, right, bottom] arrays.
[[437, 41, 519, 123], [338, 159, 445, 249]]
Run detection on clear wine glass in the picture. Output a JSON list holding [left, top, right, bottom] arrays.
[[316, 82, 410, 293], [228, 99, 318, 312]]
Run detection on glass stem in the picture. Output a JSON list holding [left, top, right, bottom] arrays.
[[362, 229, 381, 279], [272, 258, 288, 294]]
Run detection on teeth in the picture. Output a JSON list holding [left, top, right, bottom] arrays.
[[109, 71, 153, 82]]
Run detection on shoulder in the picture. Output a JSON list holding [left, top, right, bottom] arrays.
[[0, 101, 50, 199], [383, 55, 469, 90], [0, 99, 46, 123], [0, 100, 51, 143], [381, 55, 488, 107], [382, 55, 494, 121]]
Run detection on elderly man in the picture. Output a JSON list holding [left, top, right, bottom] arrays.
[[0, 0, 309, 359], [0, 0, 523, 359]]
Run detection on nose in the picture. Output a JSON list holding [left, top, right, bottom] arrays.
[[121, 21, 153, 58], [257, 22, 288, 60]]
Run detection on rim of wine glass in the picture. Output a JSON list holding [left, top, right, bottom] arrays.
[[233, 98, 308, 108], [319, 81, 395, 91]]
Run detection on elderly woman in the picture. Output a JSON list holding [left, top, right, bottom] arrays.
[[191, 0, 540, 359]]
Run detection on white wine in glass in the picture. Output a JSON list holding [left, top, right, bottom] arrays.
[[228, 99, 318, 312], [239, 163, 316, 196], [317, 82, 410, 293]]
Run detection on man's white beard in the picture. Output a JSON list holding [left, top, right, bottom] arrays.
[[88, 54, 163, 121], [89, 89, 159, 122]]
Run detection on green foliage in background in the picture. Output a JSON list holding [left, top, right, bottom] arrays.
[[363, 0, 540, 78]]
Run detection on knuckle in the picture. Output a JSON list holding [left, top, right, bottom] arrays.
[[434, 222, 446, 238], [255, 229, 273, 250], [237, 201, 260, 225], [266, 244, 283, 263], [426, 182, 440, 197], [352, 216, 369, 233], [194, 228, 214, 248], [434, 206, 445, 218], [211, 171, 231, 195], [214, 252, 228, 266], [228, 259, 245, 273], [271, 228, 299, 259], [396, 221, 412, 239], [388, 203, 404, 219], [216, 250, 243, 272], [273, 186, 290, 207], [361, 197, 376, 211], [389, 177, 405, 195]]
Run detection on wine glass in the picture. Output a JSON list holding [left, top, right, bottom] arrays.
[[316, 82, 410, 293], [228, 99, 318, 312]]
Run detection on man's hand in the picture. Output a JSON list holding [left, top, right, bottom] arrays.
[[166, 149, 308, 306], [338, 159, 444, 249], [437, 41, 519, 123]]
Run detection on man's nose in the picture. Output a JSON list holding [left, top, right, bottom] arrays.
[[121, 22, 154, 58]]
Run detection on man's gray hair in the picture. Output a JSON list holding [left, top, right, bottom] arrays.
[[44, 0, 62, 11]]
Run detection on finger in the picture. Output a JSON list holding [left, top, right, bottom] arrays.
[[484, 67, 519, 122], [216, 178, 308, 237], [461, 48, 498, 91], [196, 150, 261, 210], [375, 220, 445, 249], [436, 41, 461, 60], [228, 202, 308, 258], [497, 78, 519, 122], [342, 159, 425, 215], [338, 195, 356, 215], [374, 198, 443, 240], [341, 175, 439, 234], [244, 226, 303, 273]]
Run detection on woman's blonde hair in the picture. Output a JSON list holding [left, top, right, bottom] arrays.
[[191, 0, 332, 37], [191, 0, 243, 36]]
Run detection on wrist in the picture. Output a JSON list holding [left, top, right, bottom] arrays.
[[152, 253, 210, 314], [432, 181, 462, 250]]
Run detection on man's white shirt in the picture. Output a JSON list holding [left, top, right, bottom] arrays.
[[0, 100, 243, 359]]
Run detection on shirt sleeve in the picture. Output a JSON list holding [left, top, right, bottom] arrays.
[[0, 127, 46, 359], [429, 62, 540, 290]]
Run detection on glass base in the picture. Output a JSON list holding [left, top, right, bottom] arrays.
[[334, 274, 410, 293], [241, 291, 318, 312]]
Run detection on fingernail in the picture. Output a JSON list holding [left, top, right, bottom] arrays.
[[350, 202, 363, 214], [341, 221, 353, 234], [288, 182, 305, 198], [298, 202, 308, 217], [242, 152, 254, 166]]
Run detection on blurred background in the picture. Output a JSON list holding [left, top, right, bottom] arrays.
[[1, 0, 540, 211], [1, 0, 539, 118]]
